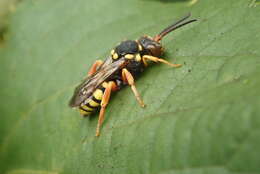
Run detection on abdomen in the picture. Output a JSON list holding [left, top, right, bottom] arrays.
[[78, 84, 106, 116]]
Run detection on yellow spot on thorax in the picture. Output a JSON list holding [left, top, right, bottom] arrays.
[[125, 54, 134, 59], [111, 49, 115, 55], [112, 53, 119, 59], [135, 54, 141, 61], [138, 44, 143, 51]]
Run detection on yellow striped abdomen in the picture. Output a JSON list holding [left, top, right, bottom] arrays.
[[79, 88, 104, 116]]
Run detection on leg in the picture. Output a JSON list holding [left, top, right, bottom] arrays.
[[95, 81, 117, 137], [142, 57, 148, 67], [142, 55, 182, 67], [122, 68, 145, 108], [88, 60, 103, 77]]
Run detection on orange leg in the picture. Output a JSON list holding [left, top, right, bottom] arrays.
[[95, 81, 117, 137], [88, 60, 103, 77], [142, 57, 148, 67], [122, 68, 145, 108], [142, 55, 182, 67]]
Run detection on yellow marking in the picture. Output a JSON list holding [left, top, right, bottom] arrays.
[[142, 56, 148, 66], [81, 104, 94, 111], [112, 53, 118, 59], [102, 82, 108, 88], [89, 99, 100, 107], [111, 49, 115, 55], [135, 54, 141, 61], [125, 54, 134, 59], [79, 109, 91, 116], [138, 44, 143, 51], [93, 89, 103, 100]]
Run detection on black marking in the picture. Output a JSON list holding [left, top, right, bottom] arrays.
[[80, 106, 94, 112], [92, 96, 101, 103], [115, 40, 139, 57], [86, 102, 97, 109], [126, 60, 145, 77], [100, 86, 106, 92]]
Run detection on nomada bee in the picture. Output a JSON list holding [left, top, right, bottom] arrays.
[[69, 14, 197, 136]]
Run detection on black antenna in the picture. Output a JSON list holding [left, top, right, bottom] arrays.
[[154, 13, 197, 42]]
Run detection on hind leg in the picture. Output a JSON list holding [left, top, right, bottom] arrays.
[[95, 81, 117, 137]]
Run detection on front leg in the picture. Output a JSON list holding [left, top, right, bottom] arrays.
[[142, 55, 181, 67], [88, 60, 103, 77]]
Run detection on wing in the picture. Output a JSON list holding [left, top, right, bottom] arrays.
[[69, 57, 127, 107]]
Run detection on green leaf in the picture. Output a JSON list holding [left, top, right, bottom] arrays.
[[0, 0, 20, 44], [1, 0, 260, 174]]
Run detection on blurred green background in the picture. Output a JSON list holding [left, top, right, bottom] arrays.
[[0, 0, 260, 174]]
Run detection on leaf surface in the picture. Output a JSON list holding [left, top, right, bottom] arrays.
[[0, 0, 260, 174]]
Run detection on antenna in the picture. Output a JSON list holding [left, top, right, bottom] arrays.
[[154, 13, 197, 42]]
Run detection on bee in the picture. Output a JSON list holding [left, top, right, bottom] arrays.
[[69, 13, 197, 136]]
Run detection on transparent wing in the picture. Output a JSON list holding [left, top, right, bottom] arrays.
[[69, 57, 127, 107]]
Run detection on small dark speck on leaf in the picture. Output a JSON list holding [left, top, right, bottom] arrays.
[[0, 26, 8, 43], [113, 144, 123, 151], [97, 164, 104, 168]]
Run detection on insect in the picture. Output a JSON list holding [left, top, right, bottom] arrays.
[[69, 13, 197, 136]]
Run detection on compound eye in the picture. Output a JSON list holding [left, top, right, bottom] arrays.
[[147, 44, 155, 50], [148, 44, 162, 57], [147, 44, 156, 52]]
